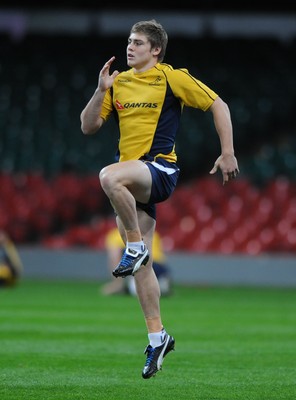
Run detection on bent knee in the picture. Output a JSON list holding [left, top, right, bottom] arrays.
[[99, 165, 122, 192], [99, 166, 112, 191], [99, 166, 108, 183]]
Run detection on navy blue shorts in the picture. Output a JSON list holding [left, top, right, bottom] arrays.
[[136, 157, 180, 220]]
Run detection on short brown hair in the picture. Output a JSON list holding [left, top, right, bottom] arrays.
[[130, 19, 168, 62]]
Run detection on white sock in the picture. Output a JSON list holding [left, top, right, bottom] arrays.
[[148, 328, 167, 348], [127, 240, 145, 253]]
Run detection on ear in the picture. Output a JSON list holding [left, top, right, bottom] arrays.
[[152, 47, 161, 57]]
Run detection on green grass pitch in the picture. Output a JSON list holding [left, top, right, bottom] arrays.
[[0, 279, 295, 400]]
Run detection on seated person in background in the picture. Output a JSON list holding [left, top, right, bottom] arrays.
[[102, 227, 171, 296], [0, 230, 23, 287]]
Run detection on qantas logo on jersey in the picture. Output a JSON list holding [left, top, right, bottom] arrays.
[[115, 100, 124, 109], [115, 100, 157, 110]]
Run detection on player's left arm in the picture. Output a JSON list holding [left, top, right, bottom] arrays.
[[208, 97, 239, 185]]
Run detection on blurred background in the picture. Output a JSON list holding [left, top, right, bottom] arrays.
[[0, 2, 295, 286]]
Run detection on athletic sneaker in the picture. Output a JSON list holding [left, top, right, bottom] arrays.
[[142, 334, 175, 379], [112, 246, 149, 278]]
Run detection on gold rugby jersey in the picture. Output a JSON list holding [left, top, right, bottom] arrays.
[[100, 63, 218, 163]]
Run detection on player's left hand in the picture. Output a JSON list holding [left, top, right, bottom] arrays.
[[210, 154, 239, 185]]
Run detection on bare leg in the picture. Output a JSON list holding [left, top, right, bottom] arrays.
[[117, 211, 163, 333], [101, 161, 174, 378], [99, 160, 152, 243], [100, 160, 162, 333]]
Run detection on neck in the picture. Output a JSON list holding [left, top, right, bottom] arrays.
[[133, 60, 158, 74]]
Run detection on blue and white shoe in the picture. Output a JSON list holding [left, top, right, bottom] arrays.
[[112, 246, 149, 278], [142, 334, 175, 379]]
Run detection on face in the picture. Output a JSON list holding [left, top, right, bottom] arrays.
[[126, 33, 160, 72]]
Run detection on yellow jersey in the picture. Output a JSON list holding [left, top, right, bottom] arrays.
[[100, 63, 218, 163]]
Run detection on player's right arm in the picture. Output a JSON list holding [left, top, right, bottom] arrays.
[[80, 56, 119, 134]]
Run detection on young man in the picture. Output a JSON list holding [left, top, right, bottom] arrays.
[[80, 19, 239, 379]]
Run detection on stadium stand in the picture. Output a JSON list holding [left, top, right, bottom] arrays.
[[1, 33, 295, 254]]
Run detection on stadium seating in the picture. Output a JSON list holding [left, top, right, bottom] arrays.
[[1, 172, 295, 255], [1, 34, 295, 254]]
